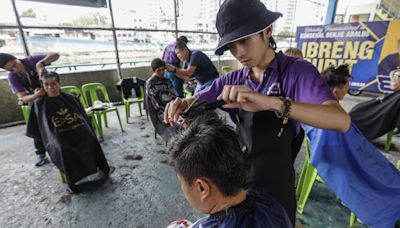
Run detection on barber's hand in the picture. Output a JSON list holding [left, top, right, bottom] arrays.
[[217, 85, 276, 112], [164, 97, 190, 125], [165, 64, 175, 72], [34, 88, 46, 97]]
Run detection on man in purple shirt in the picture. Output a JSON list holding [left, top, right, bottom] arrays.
[[162, 36, 188, 98], [163, 0, 350, 225], [0, 52, 60, 166]]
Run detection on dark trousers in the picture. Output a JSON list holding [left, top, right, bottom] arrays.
[[34, 137, 45, 155]]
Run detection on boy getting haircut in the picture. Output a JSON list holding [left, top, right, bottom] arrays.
[[168, 112, 292, 228], [151, 58, 165, 71]]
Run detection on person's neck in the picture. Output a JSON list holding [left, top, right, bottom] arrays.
[[208, 189, 247, 214], [48, 93, 60, 97], [250, 47, 276, 83]]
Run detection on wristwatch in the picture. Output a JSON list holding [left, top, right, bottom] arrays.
[[172, 67, 177, 73]]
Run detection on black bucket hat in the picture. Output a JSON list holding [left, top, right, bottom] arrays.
[[0, 53, 17, 69], [215, 0, 282, 55]]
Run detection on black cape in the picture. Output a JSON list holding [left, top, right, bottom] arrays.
[[349, 91, 400, 140], [145, 75, 180, 142], [26, 92, 110, 191]]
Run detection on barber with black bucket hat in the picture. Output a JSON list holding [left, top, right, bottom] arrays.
[[0, 52, 59, 166], [164, 0, 350, 225]]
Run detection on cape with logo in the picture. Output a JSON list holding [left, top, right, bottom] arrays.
[[26, 92, 110, 192]]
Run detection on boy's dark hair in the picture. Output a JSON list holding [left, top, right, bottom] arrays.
[[169, 112, 247, 196], [151, 58, 165, 71], [175, 39, 188, 51], [321, 64, 350, 88], [42, 71, 60, 83]]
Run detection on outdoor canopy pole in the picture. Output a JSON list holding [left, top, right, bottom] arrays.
[[107, 0, 122, 79], [325, 0, 338, 24], [11, 0, 30, 56]]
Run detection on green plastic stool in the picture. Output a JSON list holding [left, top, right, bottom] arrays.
[[123, 86, 146, 123], [82, 83, 124, 138], [296, 137, 357, 226], [20, 105, 30, 124]]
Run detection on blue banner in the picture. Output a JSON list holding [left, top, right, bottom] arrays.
[[295, 20, 400, 93]]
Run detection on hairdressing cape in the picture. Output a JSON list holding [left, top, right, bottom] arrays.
[[350, 91, 400, 140], [304, 123, 400, 228], [190, 188, 292, 228], [26, 92, 110, 192]]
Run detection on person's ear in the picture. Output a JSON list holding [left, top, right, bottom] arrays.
[[331, 87, 339, 98], [194, 178, 211, 202], [265, 26, 273, 38]]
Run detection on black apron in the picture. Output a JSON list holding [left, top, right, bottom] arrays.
[[238, 54, 296, 226]]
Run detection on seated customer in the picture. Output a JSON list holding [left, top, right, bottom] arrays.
[[347, 66, 400, 140], [26, 72, 111, 193], [145, 58, 179, 142], [168, 112, 292, 228], [304, 64, 400, 227]]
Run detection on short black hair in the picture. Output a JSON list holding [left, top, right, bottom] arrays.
[[169, 112, 247, 196], [177, 35, 189, 44], [321, 64, 350, 88], [0, 53, 17, 69], [175, 39, 188, 51], [42, 71, 60, 83], [151, 58, 165, 71]]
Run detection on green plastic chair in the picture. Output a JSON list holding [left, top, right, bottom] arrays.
[[61, 86, 101, 138], [296, 137, 357, 226], [183, 87, 193, 98], [20, 105, 30, 124], [384, 130, 394, 152], [221, 66, 232, 74], [122, 85, 146, 123], [81, 83, 123, 138]]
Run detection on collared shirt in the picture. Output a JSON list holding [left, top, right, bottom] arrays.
[[7, 55, 46, 94], [197, 51, 336, 135], [184, 50, 219, 84]]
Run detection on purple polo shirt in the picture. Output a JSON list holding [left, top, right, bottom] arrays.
[[7, 55, 46, 94], [197, 51, 336, 135], [162, 42, 180, 66]]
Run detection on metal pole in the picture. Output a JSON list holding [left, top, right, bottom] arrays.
[[217, 0, 222, 72], [174, 0, 179, 38], [107, 0, 122, 79], [11, 0, 30, 56], [325, 0, 338, 24]]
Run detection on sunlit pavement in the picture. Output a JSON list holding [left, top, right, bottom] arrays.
[[0, 93, 398, 227]]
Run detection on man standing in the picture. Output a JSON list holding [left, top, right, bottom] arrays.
[[162, 36, 188, 98], [0, 52, 60, 166]]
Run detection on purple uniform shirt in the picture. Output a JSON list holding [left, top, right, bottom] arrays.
[[162, 42, 180, 66], [197, 51, 336, 135], [7, 55, 46, 94]]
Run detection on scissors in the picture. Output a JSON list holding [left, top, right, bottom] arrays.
[[177, 97, 226, 124]]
